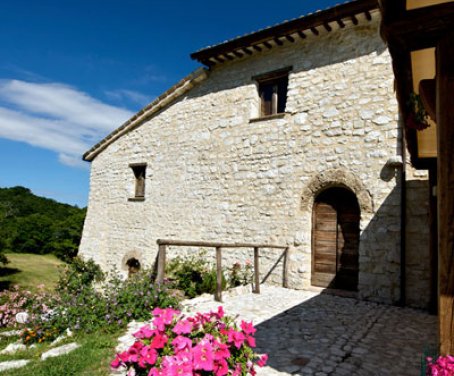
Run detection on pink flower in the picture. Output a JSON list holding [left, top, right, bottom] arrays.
[[134, 325, 155, 339], [150, 333, 168, 349], [240, 320, 256, 336], [192, 339, 214, 371], [111, 357, 122, 369], [227, 329, 245, 349], [152, 307, 180, 331], [161, 354, 193, 376], [172, 335, 193, 352], [213, 358, 229, 376], [212, 340, 230, 361], [173, 319, 193, 335], [139, 346, 158, 367], [257, 354, 268, 367]]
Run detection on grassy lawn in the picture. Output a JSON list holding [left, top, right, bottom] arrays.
[[0, 331, 120, 376], [0, 253, 66, 292]]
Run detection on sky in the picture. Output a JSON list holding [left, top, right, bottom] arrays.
[[0, 0, 342, 207]]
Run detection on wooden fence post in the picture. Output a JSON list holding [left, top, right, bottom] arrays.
[[215, 247, 223, 302], [156, 244, 166, 284], [283, 247, 289, 288], [254, 247, 260, 294]]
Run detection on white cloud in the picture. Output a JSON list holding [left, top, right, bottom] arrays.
[[0, 79, 133, 167], [105, 89, 152, 106]]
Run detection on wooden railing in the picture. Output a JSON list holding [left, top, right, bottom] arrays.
[[156, 239, 289, 302]]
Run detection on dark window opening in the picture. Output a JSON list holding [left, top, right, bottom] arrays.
[[254, 67, 291, 118], [130, 163, 146, 199], [126, 257, 141, 277]]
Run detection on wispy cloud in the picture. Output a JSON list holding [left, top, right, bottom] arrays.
[[0, 79, 133, 168], [105, 89, 153, 107]]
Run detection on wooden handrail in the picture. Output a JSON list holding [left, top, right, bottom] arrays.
[[157, 238, 288, 249], [155, 238, 289, 302]]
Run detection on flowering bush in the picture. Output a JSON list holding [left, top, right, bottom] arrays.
[[0, 284, 52, 328], [111, 307, 267, 375], [426, 355, 454, 375], [227, 261, 253, 288]]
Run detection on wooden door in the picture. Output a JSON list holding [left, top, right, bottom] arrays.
[[311, 188, 360, 291]]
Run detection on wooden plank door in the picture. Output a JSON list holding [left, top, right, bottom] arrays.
[[311, 188, 360, 291]]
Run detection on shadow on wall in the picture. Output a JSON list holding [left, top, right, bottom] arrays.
[[308, 173, 430, 308], [252, 292, 436, 375]]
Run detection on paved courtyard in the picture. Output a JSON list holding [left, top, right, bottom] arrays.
[[182, 286, 437, 376]]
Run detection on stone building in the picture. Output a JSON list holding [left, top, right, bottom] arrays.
[[79, 0, 432, 309]]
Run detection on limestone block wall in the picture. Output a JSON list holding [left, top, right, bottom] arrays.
[[80, 15, 429, 306]]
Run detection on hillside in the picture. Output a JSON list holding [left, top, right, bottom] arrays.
[[0, 186, 86, 261]]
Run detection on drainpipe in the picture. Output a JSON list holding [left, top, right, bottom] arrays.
[[399, 134, 407, 307], [387, 131, 406, 306]]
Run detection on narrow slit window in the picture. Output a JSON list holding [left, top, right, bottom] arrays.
[[130, 163, 146, 199]]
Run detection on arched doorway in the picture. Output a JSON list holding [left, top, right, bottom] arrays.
[[311, 187, 360, 291]]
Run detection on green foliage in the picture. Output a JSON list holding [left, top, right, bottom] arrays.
[[0, 186, 86, 261], [227, 261, 253, 288], [166, 252, 227, 298], [56, 257, 104, 293], [23, 258, 180, 343]]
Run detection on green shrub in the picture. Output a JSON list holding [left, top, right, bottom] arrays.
[[226, 260, 253, 288], [56, 257, 104, 293], [166, 253, 226, 298], [23, 259, 180, 344]]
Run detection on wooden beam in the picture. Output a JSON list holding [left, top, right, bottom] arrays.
[[324, 22, 332, 32], [274, 37, 284, 46], [437, 32, 454, 356], [254, 247, 260, 294], [365, 10, 372, 21], [283, 247, 289, 288], [222, 54, 234, 61], [285, 35, 295, 43], [241, 48, 252, 55], [156, 244, 166, 284], [263, 41, 273, 49], [382, 3, 454, 51], [310, 27, 319, 36], [233, 50, 243, 58], [157, 238, 288, 249], [252, 45, 262, 52], [215, 247, 223, 302], [337, 19, 346, 28], [297, 30, 307, 39], [351, 15, 359, 25]]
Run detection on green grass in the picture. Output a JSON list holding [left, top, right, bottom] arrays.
[[0, 253, 66, 292], [0, 331, 120, 376]]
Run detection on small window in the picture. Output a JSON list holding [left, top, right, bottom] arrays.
[[129, 163, 146, 200], [254, 67, 291, 117], [126, 257, 141, 277]]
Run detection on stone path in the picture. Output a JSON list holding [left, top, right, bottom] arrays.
[[116, 285, 437, 376], [190, 286, 437, 376]]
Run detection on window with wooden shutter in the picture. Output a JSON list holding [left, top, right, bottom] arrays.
[[129, 163, 146, 201], [253, 66, 291, 118]]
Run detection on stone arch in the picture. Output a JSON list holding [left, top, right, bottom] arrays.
[[301, 169, 373, 214]]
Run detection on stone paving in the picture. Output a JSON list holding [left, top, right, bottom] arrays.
[[113, 285, 437, 375], [185, 286, 437, 376]]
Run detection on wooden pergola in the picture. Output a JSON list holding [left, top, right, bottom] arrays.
[[379, 0, 454, 355]]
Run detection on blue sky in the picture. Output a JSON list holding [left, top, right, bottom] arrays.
[[0, 0, 341, 207]]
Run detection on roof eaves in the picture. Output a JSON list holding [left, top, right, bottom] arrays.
[[83, 67, 208, 162], [191, 0, 379, 66]]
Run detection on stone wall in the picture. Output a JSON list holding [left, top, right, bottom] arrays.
[[80, 14, 430, 306]]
